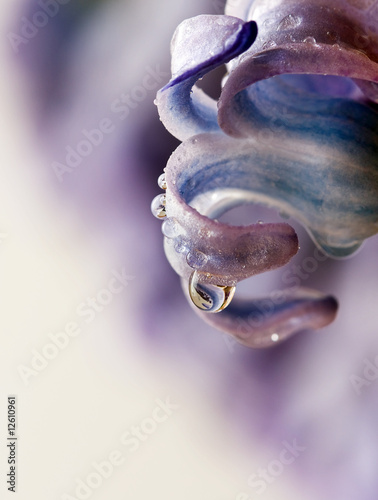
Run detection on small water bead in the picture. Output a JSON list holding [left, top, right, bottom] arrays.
[[271, 333, 279, 342], [189, 271, 236, 313], [277, 14, 301, 31], [174, 237, 190, 254], [158, 173, 167, 190], [303, 36, 317, 44], [151, 194, 167, 219], [186, 249, 208, 269], [161, 217, 183, 239], [262, 40, 277, 50]]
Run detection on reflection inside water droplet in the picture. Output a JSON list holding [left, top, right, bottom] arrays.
[[189, 271, 236, 313], [158, 173, 167, 190], [151, 194, 167, 219]]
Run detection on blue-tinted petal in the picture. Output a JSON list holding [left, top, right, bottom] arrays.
[[156, 15, 257, 141]]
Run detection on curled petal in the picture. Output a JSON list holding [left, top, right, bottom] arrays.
[[156, 15, 257, 141], [187, 286, 338, 349], [162, 136, 299, 285], [153, 0, 378, 346], [164, 133, 378, 258], [219, 3, 378, 137], [159, 133, 341, 344]]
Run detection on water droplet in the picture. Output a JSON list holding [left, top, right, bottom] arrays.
[[186, 249, 208, 269], [162, 218, 182, 239], [257, 220, 264, 224], [271, 333, 279, 342], [303, 36, 316, 44], [157, 173, 167, 190], [189, 271, 236, 313], [277, 14, 301, 31], [151, 194, 166, 219], [262, 40, 277, 50], [174, 237, 190, 254]]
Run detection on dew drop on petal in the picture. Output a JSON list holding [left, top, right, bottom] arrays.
[[158, 173, 167, 190], [262, 40, 277, 50], [271, 333, 279, 342], [174, 237, 190, 254], [151, 194, 167, 219], [186, 249, 208, 269], [189, 271, 236, 313], [303, 36, 317, 44], [162, 217, 182, 239], [277, 14, 301, 31]]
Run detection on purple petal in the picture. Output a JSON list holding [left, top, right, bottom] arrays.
[[219, 3, 378, 137], [191, 287, 338, 348], [156, 15, 257, 140]]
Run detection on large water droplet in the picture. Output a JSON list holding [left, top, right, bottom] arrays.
[[157, 173, 167, 190], [277, 14, 301, 31], [151, 194, 166, 219], [303, 36, 316, 44], [189, 271, 236, 313]]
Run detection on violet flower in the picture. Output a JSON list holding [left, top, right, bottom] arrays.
[[153, 0, 378, 348]]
